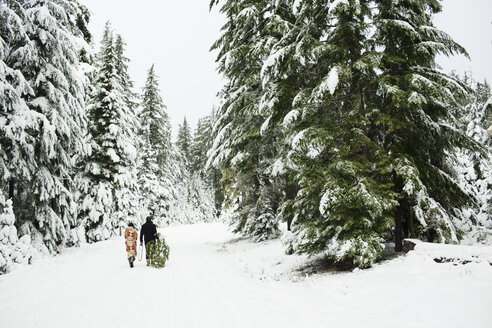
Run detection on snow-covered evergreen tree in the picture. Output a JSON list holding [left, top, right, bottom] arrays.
[[209, 0, 282, 241], [451, 75, 492, 234], [186, 115, 216, 221], [274, 0, 398, 268], [283, 0, 482, 266], [176, 117, 192, 161], [192, 112, 225, 212], [0, 194, 37, 274], [163, 145, 208, 223], [372, 0, 481, 251], [111, 32, 140, 233], [186, 172, 216, 222], [114, 34, 138, 121], [0, 0, 36, 204], [1, 0, 93, 253], [485, 97, 492, 146], [138, 64, 172, 223], [190, 116, 212, 177], [78, 24, 140, 242], [211, 0, 484, 267]]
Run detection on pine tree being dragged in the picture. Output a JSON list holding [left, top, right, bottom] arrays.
[[146, 233, 170, 268]]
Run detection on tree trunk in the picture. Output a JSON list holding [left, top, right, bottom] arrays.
[[285, 183, 297, 231], [9, 179, 14, 199], [407, 207, 415, 238], [395, 203, 403, 252], [287, 215, 293, 231]]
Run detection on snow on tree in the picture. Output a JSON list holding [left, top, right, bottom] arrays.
[[0, 193, 38, 274], [483, 96, 492, 145], [279, 0, 490, 267], [161, 133, 216, 224], [464, 81, 491, 229], [0, 0, 93, 253], [190, 116, 213, 177], [192, 113, 226, 211], [450, 75, 492, 235], [134, 65, 214, 225], [111, 32, 141, 233], [176, 117, 192, 161], [161, 145, 199, 223], [0, 1, 36, 201], [187, 172, 216, 222], [187, 115, 218, 220], [209, 0, 282, 241], [77, 24, 140, 242], [274, 0, 398, 268], [137, 65, 215, 224], [211, 0, 484, 268], [285, 0, 481, 266], [114, 34, 138, 120], [372, 0, 482, 250], [138, 64, 172, 223]]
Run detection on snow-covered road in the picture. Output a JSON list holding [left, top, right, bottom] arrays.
[[1, 222, 491, 328]]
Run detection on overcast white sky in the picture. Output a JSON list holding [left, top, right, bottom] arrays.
[[80, 0, 225, 137], [79, 0, 492, 137], [434, 0, 492, 84]]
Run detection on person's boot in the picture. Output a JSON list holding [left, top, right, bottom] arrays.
[[146, 259, 150, 266], [128, 258, 132, 268]]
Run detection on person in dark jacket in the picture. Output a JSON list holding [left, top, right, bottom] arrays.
[[140, 216, 158, 266]]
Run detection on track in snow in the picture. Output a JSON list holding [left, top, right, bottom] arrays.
[[1, 222, 491, 328], [0, 223, 302, 328]]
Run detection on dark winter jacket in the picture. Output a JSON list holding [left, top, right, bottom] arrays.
[[140, 221, 158, 244]]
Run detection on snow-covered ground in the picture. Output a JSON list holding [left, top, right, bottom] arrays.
[[1, 222, 491, 328]]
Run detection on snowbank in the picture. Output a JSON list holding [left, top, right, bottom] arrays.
[[407, 238, 492, 264]]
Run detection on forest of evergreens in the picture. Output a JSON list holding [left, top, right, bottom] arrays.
[[1, 0, 491, 273]]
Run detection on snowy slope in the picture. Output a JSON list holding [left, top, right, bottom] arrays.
[[0, 223, 491, 328]]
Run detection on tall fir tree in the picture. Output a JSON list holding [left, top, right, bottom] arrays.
[[138, 64, 172, 222], [77, 24, 140, 242], [190, 116, 213, 177], [188, 114, 218, 220], [194, 110, 226, 211], [211, 0, 483, 267], [373, 0, 479, 250], [276, 0, 398, 268], [451, 74, 492, 232], [114, 34, 138, 119], [176, 117, 192, 160], [209, 0, 282, 241], [111, 32, 140, 231]]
